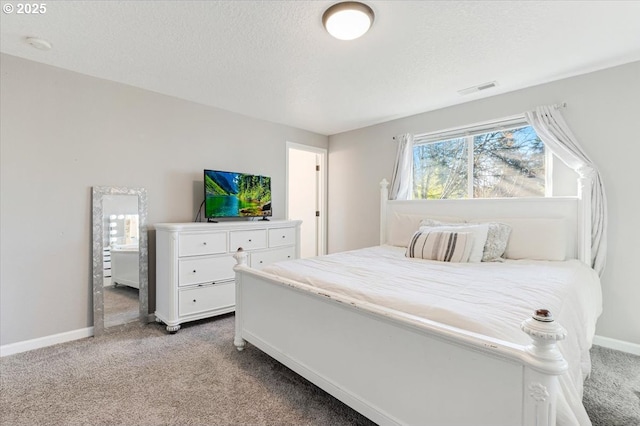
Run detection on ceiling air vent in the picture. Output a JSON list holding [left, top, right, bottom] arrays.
[[457, 81, 498, 96]]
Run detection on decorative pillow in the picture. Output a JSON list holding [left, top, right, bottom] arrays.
[[387, 212, 464, 247], [421, 219, 511, 262], [406, 230, 474, 263], [418, 223, 489, 263], [480, 222, 512, 262], [419, 218, 452, 227]]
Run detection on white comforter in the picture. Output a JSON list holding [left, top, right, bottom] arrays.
[[262, 245, 603, 426]]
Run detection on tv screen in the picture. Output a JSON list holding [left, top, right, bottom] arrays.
[[204, 170, 272, 219]]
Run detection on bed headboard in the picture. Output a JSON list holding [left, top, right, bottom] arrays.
[[380, 179, 592, 264]]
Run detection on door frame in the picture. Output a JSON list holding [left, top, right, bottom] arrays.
[[285, 141, 327, 256]]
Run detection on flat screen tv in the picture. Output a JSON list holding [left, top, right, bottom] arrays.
[[204, 169, 272, 219]]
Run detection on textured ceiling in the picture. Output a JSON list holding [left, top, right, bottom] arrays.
[[1, 1, 639, 135]]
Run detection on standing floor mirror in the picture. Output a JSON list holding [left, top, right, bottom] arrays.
[[92, 186, 148, 336]]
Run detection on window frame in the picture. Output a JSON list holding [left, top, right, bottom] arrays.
[[412, 115, 552, 199]]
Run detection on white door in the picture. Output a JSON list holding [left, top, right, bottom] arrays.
[[287, 143, 326, 258]]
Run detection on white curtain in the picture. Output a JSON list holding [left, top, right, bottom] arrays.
[[389, 133, 414, 200], [525, 105, 607, 275]]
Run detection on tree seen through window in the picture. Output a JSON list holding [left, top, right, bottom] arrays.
[[413, 125, 545, 199]]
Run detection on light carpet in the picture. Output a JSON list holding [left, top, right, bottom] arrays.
[[104, 285, 140, 328], [1, 314, 638, 425], [583, 345, 640, 426]]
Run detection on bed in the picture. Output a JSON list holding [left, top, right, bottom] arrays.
[[232, 178, 601, 426], [110, 245, 140, 289]]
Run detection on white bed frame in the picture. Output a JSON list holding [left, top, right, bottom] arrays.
[[110, 248, 140, 289], [232, 178, 593, 426]]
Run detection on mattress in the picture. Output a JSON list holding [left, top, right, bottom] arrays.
[[262, 245, 603, 426]]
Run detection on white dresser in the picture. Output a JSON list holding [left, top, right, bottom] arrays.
[[154, 220, 301, 332]]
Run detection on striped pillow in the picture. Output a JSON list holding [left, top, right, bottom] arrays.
[[405, 230, 474, 263]]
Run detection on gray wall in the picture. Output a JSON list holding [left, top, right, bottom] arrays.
[[328, 61, 640, 345], [0, 54, 328, 346], [2, 52, 638, 348]]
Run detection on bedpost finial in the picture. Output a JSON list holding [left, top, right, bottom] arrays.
[[521, 309, 567, 344], [533, 309, 554, 322], [521, 309, 568, 374], [380, 179, 389, 188], [233, 247, 248, 267]]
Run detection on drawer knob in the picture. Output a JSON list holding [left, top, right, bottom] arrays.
[[248, 239, 252, 242], [203, 242, 207, 245], [193, 269, 197, 273], [193, 299, 196, 303], [282, 235, 285, 238], [259, 260, 263, 263]]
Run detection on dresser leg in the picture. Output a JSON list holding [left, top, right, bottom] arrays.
[[234, 337, 246, 351], [166, 324, 181, 333]]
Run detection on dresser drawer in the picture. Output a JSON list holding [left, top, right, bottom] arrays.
[[268, 227, 296, 248], [229, 229, 267, 251], [179, 281, 235, 316], [178, 255, 235, 286], [252, 246, 296, 270], [179, 232, 227, 257]]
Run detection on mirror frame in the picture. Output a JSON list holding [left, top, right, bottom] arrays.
[[92, 186, 148, 336]]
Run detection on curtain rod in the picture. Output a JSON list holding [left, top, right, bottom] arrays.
[[393, 102, 568, 141]]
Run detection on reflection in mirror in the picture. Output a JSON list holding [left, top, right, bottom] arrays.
[[104, 197, 139, 327], [92, 187, 148, 336]]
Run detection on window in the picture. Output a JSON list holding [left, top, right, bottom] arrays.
[[413, 118, 546, 199]]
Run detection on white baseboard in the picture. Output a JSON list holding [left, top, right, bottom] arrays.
[[2, 328, 636, 359], [593, 335, 640, 356], [0, 327, 94, 357]]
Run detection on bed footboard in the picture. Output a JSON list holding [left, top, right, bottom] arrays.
[[233, 252, 568, 426]]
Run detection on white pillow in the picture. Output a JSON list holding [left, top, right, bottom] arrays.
[[490, 218, 568, 261], [419, 223, 489, 263], [387, 212, 464, 247], [422, 218, 511, 262], [406, 230, 474, 262]]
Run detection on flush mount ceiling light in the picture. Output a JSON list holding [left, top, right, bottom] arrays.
[[322, 2, 374, 41]]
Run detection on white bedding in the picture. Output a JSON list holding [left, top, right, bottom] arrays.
[[262, 245, 603, 426]]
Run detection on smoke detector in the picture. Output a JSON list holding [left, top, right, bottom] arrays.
[[25, 37, 52, 51]]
